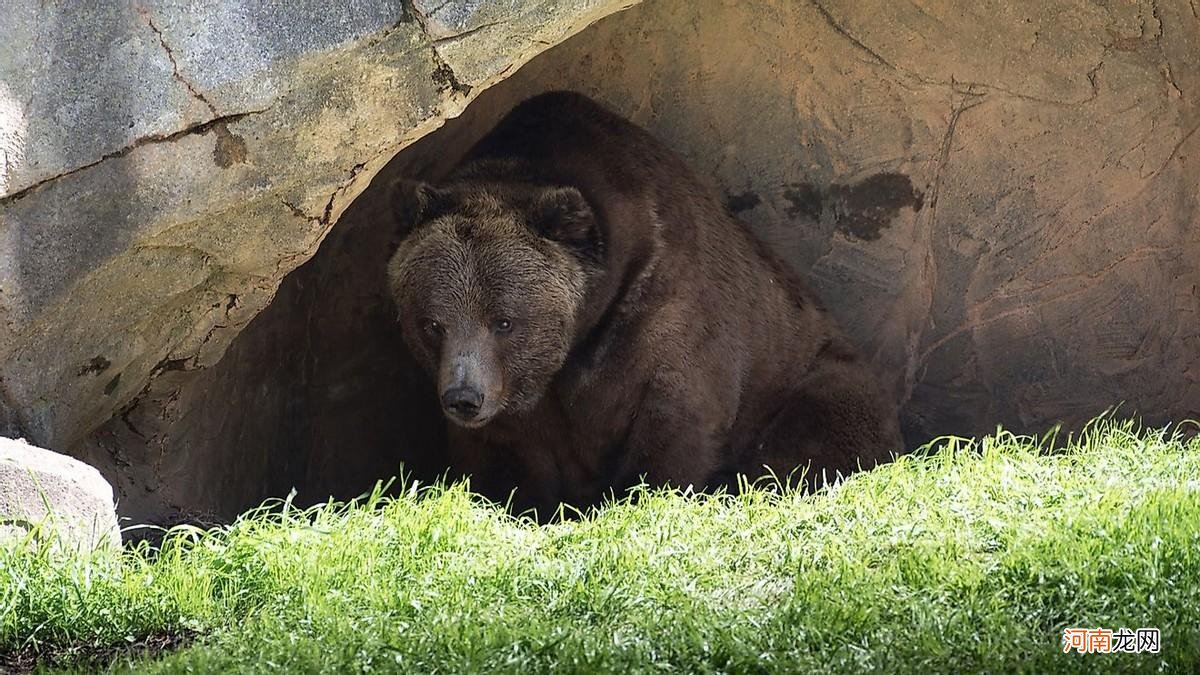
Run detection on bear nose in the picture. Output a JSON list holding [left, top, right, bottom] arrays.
[[441, 386, 483, 419]]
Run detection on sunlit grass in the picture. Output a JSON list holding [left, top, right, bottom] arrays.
[[2, 417, 1198, 673]]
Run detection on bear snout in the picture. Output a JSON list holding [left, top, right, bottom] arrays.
[[439, 352, 502, 426], [442, 386, 484, 421]]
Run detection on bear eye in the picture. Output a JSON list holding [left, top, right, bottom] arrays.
[[492, 318, 513, 334], [422, 319, 443, 338]]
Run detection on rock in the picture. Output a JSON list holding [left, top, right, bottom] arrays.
[[472, 0, 1200, 446], [0, 437, 121, 551], [4, 0, 1198, 526], [0, 0, 639, 452]]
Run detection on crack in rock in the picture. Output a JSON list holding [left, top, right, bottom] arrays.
[[281, 199, 321, 224], [113, 290, 244, 441], [1147, 0, 1185, 99], [1, 7, 259, 202], [0, 109, 266, 205], [135, 5, 220, 116], [316, 160, 372, 225], [1150, 120, 1200, 177], [135, 7, 254, 168], [432, 20, 502, 46], [808, 0, 899, 71], [808, 0, 1105, 107], [405, 0, 473, 95], [900, 93, 986, 406]]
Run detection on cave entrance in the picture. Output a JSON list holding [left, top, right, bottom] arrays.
[[85, 0, 1200, 527]]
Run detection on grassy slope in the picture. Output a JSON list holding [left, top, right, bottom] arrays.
[[2, 419, 1199, 673]]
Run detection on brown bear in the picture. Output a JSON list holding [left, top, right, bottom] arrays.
[[386, 91, 902, 516]]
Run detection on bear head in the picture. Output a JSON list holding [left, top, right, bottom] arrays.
[[385, 178, 603, 428]]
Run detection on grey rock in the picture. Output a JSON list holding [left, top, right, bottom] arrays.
[[6, 0, 1197, 527], [91, 0, 1200, 526], [0, 436, 121, 551], [0, 0, 639, 451]]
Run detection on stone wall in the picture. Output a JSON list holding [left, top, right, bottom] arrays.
[[0, 0, 638, 452], [5, 0, 1197, 524], [490, 0, 1200, 446], [0, 0, 639, 522]]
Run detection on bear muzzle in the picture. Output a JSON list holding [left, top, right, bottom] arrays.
[[439, 352, 503, 427], [442, 386, 484, 422]]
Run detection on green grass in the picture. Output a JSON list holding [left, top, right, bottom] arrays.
[[2, 418, 1199, 673]]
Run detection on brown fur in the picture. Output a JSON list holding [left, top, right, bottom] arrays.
[[386, 91, 903, 516]]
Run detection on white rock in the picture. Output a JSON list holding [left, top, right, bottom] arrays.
[[0, 437, 121, 551]]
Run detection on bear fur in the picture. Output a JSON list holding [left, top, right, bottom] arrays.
[[386, 91, 903, 515]]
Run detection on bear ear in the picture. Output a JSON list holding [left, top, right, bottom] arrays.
[[530, 186, 600, 260], [390, 179, 456, 240]]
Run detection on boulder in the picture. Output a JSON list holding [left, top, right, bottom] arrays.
[[0, 0, 639, 452], [0, 437, 121, 551], [470, 0, 1200, 443], [3, 0, 1197, 526]]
